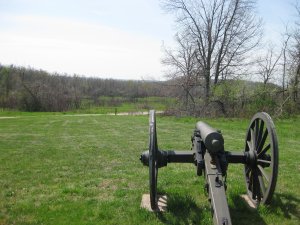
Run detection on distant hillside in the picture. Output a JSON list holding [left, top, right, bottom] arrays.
[[0, 64, 173, 111], [0, 64, 298, 117]]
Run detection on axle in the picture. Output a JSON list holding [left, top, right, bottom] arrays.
[[140, 150, 249, 168], [140, 150, 194, 168]]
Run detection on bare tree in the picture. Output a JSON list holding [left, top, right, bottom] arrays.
[[257, 44, 282, 86], [162, 0, 262, 102], [281, 32, 291, 98], [162, 33, 199, 110], [289, 2, 300, 102], [289, 43, 300, 102]]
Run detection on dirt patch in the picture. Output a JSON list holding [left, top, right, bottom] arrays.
[[98, 179, 120, 191]]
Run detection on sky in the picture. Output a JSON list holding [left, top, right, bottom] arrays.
[[0, 0, 296, 80]]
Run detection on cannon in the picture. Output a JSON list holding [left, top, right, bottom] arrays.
[[140, 110, 278, 225]]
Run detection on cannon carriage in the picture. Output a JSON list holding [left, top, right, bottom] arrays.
[[140, 110, 278, 225]]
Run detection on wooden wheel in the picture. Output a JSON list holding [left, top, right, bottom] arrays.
[[244, 112, 279, 205], [149, 110, 158, 210]]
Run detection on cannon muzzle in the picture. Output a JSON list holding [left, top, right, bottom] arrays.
[[196, 121, 224, 154]]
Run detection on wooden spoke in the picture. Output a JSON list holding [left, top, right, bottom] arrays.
[[257, 128, 268, 154], [245, 166, 251, 176], [254, 119, 259, 149], [257, 159, 271, 165], [258, 143, 271, 158], [258, 173, 266, 196], [251, 173, 255, 199], [250, 128, 255, 150], [247, 140, 252, 151], [257, 120, 264, 150], [253, 169, 261, 200], [257, 165, 270, 183]]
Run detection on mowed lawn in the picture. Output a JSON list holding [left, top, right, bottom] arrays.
[[0, 113, 299, 225]]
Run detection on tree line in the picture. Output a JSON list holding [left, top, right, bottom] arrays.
[[0, 65, 173, 112], [0, 62, 298, 117]]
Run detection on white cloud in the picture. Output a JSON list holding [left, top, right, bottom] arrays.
[[0, 14, 164, 80]]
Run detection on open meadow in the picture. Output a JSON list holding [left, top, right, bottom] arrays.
[[0, 113, 299, 225]]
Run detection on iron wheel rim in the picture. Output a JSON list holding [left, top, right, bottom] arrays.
[[244, 112, 279, 205], [149, 110, 158, 210]]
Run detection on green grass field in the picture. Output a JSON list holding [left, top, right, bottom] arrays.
[[0, 113, 299, 224], [75, 96, 175, 114], [0, 96, 175, 116]]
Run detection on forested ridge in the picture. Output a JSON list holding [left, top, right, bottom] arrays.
[[0, 64, 298, 117], [0, 64, 171, 112]]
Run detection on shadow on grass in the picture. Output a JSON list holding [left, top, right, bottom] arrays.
[[230, 194, 267, 225], [153, 192, 299, 224], [270, 193, 300, 220], [230, 193, 300, 224], [157, 193, 204, 224]]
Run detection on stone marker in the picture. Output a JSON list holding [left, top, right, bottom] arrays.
[[240, 194, 256, 209], [141, 194, 167, 212]]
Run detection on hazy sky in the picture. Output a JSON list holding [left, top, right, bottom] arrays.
[[0, 0, 296, 80]]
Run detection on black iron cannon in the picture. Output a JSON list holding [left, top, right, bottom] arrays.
[[140, 110, 279, 225]]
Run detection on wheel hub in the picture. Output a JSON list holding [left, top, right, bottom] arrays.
[[245, 150, 257, 168]]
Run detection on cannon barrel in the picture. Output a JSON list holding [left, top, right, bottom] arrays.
[[196, 121, 224, 154]]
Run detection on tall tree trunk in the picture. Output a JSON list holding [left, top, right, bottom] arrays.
[[205, 68, 211, 104]]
